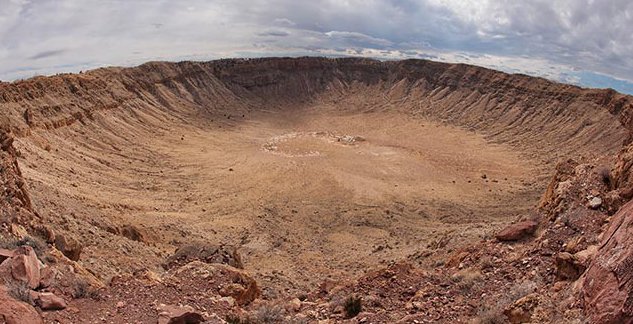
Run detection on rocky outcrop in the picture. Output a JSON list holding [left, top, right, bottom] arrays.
[[164, 243, 243, 270], [581, 200, 633, 324]]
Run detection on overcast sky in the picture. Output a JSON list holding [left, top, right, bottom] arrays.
[[1, 0, 632, 94]]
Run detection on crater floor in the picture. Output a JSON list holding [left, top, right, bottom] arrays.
[[17, 107, 546, 295]]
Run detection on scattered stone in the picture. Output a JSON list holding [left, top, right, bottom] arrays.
[[495, 220, 538, 242], [588, 196, 602, 209], [54, 234, 82, 261], [157, 304, 204, 324]]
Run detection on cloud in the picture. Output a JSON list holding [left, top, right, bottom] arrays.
[[0, 0, 631, 94], [257, 29, 290, 37], [324, 31, 393, 48], [29, 49, 66, 60]]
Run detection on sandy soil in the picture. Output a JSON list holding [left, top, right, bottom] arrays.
[[16, 107, 545, 296]]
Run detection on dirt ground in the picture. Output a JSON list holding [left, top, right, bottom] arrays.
[[15, 106, 546, 297]]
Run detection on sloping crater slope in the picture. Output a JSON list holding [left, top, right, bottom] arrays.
[[1, 57, 633, 321]]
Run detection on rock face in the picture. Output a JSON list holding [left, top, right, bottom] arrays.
[[581, 200, 633, 324], [495, 220, 538, 241]]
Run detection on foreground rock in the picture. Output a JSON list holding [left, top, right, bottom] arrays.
[[34, 292, 67, 310], [581, 200, 633, 323], [0, 245, 41, 289], [157, 304, 204, 324], [0, 285, 42, 324], [495, 220, 538, 241]]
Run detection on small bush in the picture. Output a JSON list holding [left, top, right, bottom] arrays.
[[344, 295, 362, 318], [597, 166, 613, 188], [452, 269, 482, 291], [72, 279, 100, 300], [7, 281, 33, 305], [251, 304, 285, 323], [0, 235, 47, 259], [476, 308, 508, 324]]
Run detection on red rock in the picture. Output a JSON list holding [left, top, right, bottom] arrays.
[[34, 292, 67, 311], [157, 304, 204, 324], [555, 252, 586, 281], [38, 266, 55, 289], [0, 285, 42, 324], [503, 293, 539, 324], [0, 248, 12, 263], [0, 246, 41, 289], [54, 234, 82, 261], [581, 200, 633, 323], [495, 220, 538, 241]]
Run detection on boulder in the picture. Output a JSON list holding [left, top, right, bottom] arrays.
[[581, 200, 633, 323], [555, 252, 586, 281], [38, 266, 55, 289], [0, 245, 41, 289], [34, 292, 67, 310], [157, 304, 204, 324], [0, 285, 42, 324], [495, 220, 538, 242], [54, 234, 82, 261], [503, 293, 539, 324]]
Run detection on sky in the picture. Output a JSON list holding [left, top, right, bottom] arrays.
[[1, 0, 632, 94]]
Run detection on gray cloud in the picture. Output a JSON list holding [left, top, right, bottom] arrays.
[[29, 49, 66, 60], [0, 0, 631, 93]]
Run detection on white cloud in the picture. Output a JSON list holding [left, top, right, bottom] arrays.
[[0, 0, 631, 93]]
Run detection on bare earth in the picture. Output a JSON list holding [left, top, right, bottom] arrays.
[[17, 106, 544, 296]]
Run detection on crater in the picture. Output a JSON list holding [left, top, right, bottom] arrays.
[[3, 57, 628, 298]]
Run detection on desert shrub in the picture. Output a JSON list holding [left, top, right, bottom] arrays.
[[476, 307, 508, 324], [452, 269, 482, 291], [344, 295, 362, 318], [251, 304, 285, 323], [7, 281, 33, 305], [72, 279, 100, 300], [597, 166, 613, 188], [225, 314, 249, 324], [479, 256, 495, 270], [0, 235, 47, 258]]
